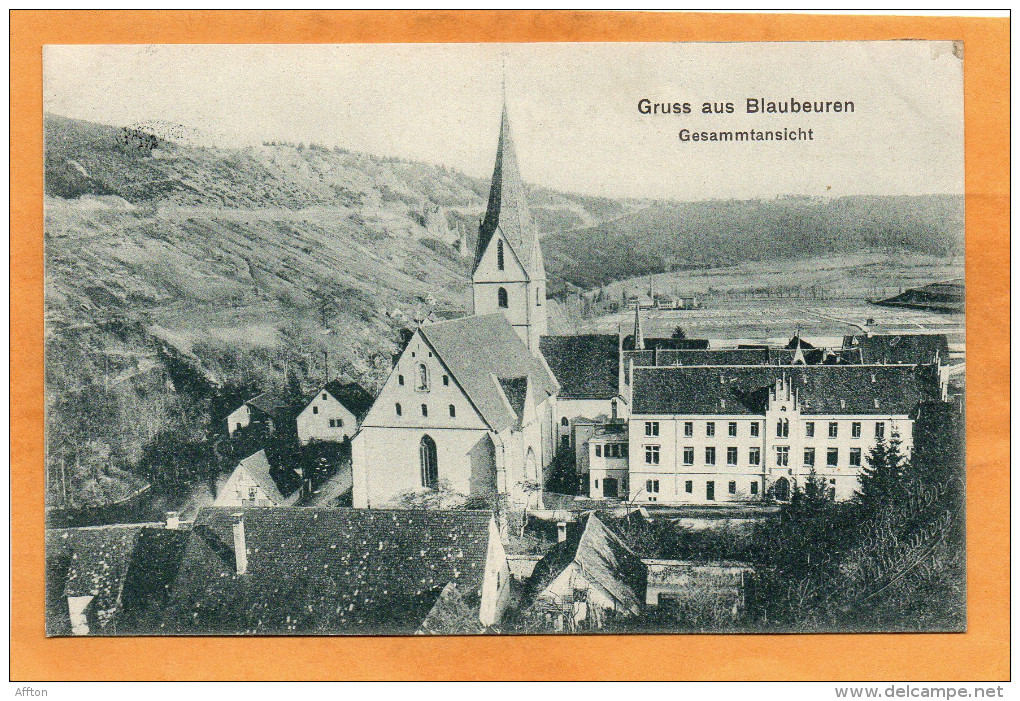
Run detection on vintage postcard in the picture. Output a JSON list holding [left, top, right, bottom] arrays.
[[38, 39, 971, 639]]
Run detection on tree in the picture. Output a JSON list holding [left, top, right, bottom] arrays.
[[856, 431, 908, 514], [671, 325, 687, 341]]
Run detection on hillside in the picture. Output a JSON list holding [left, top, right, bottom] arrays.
[[42, 114, 631, 508], [543, 195, 964, 290]]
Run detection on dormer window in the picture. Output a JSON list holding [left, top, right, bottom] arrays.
[[416, 363, 430, 392]]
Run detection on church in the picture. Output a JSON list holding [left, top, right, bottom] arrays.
[[352, 101, 561, 509], [351, 99, 947, 510]]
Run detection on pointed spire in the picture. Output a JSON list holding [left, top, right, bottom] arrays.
[[633, 302, 645, 351], [474, 95, 540, 279]]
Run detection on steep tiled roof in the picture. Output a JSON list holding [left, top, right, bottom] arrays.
[[321, 380, 374, 422], [421, 314, 557, 432], [525, 513, 647, 617], [539, 334, 620, 399], [632, 365, 939, 416], [842, 334, 949, 366], [160, 507, 494, 635], [247, 391, 297, 420], [45, 524, 188, 635], [474, 102, 543, 280]]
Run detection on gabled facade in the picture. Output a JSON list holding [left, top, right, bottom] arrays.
[[215, 449, 299, 508], [352, 314, 558, 509], [472, 102, 547, 353], [296, 380, 373, 445]]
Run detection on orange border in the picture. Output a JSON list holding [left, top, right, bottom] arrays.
[[11, 11, 1009, 681]]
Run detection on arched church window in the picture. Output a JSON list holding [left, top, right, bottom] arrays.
[[420, 435, 438, 489], [561, 417, 569, 427], [497, 287, 509, 308], [497, 240, 505, 270], [416, 363, 429, 391]]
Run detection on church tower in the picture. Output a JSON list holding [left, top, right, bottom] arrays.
[[472, 100, 547, 353]]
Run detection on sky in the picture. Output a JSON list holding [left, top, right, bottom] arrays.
[[44, 42, 964, 201]]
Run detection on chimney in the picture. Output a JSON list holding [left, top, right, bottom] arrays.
[[165, 511, 180, 530], [231, 512, 248, 575], [557, 521, 568, 543], [611, 398, 618, 421]]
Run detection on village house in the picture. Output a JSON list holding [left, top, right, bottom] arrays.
[[520, 513, 647, 631], [296, 380, 373, 445], [214, 449, 302, 508], [226, 391, 299, 439]]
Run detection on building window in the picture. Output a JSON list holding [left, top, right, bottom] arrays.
[[420, 435, 438, 489], [248, 486, 258, 501], [728, 481, 737, 494], [442, 375, 449, 386], [685, 480, 693, 493], [398, 374, 405, 386], [313, 406, 318, 414], [322, 393, 328, 400], [395, 402, 402, 416], [595, 445, 602, 457], [449, 404, 456, 418], [497, 287, 509, 308], [562, 435, 570, 447], [684, 421, 694, 437], [561, 416, 569, 427], [645, 445, 660, 465], [536, 288, 542, 306], [776, 419, 789, 438], [705, 447, 716, 465], [646, 479, 660, 493], [805, 421, 815, 438], [750, 481, 759, 495], [328, 419, 335, 427], [416, 363, 430, 392], [828, 422, 839, 439], [683, 447, 694, 466], [776, 446, 789, 467], [706, 422, 715, 437], [706, 481, 715, 501], [497, 239, 505, 270], [726, 447, 738, 465], [645, 421, 659, 437], [728, 422, 737, 437], [750, 421, 760, 437], [421, 403, 428, 417], [827, 448, 839, 467], [875, 422, 885, 439], [850, 447, 862, 467], [804, 447, 815, 466], [749, 447, 761, 465], [594, 479, 599, 489], [852, 421, 862, 438]]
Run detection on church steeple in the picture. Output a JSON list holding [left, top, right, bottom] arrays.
[[474, 101, 542, 281], [471, 97, 547, 353]]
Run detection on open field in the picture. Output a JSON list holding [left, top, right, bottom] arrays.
[[581, 253, 964, 346]]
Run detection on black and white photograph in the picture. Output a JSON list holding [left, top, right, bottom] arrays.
[[42, 41, 965, 637]]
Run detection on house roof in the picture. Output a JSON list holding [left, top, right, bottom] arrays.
[[842, 334, 949, 366], [632, 365, 939, 416], [539, 334, 620, 400], [416, 582, 486, 635], [233, 449, 289, 505], [160, 507, 495, 635], [525, 513, 647, 617], [246, 391, 297, 420], [321, 380, 374, 422], [45, 524, 188, 634], [421, 314, 557, 432], [474, 102, 543, 280]]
